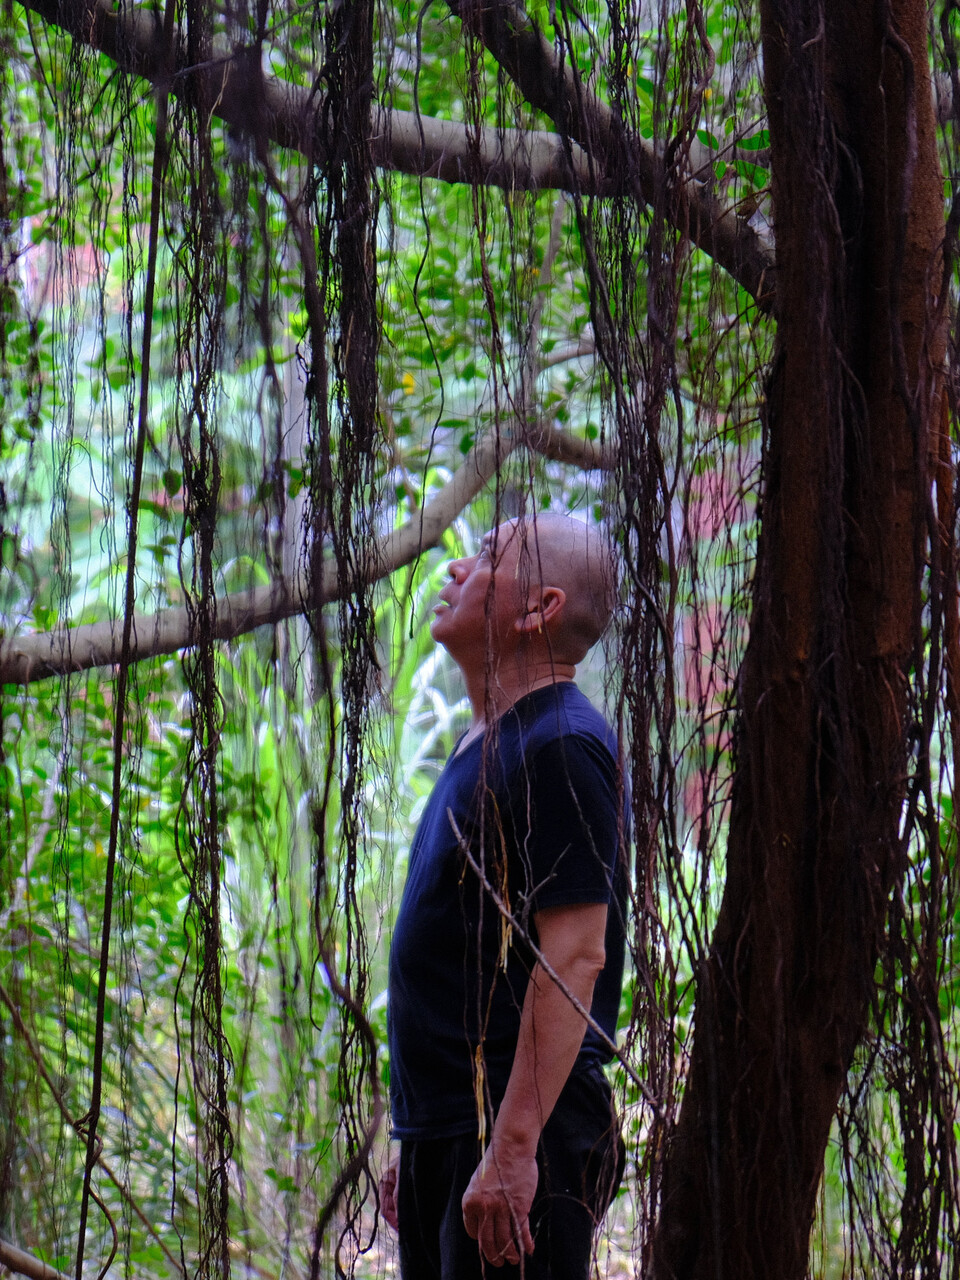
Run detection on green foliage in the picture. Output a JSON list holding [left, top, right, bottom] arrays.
[[0, 0, 957, 1275]]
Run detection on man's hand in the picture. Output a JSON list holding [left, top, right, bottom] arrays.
[[380, 1152, 399, 1231], [461, 1136, 538, 1266]]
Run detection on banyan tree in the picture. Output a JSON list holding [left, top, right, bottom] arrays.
[[0, 0, 958, 1276]]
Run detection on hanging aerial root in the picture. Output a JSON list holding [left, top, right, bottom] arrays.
[[73, 0, 178, 1266], [935, 389, 960, 771]]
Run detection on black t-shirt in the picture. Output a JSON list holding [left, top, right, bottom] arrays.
[[388, 681, 628, 1140]]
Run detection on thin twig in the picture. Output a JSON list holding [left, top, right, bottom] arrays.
[[0, 983, 186, 1277]]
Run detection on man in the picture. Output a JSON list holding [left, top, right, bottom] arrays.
[[381, 513, 627, 1278]]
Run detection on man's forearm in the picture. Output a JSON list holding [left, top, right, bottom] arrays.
[[461, 902, 609, 1265], [493, 934, 605, 1151]]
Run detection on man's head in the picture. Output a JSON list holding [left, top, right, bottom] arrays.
[[430, 513, 617, 674]]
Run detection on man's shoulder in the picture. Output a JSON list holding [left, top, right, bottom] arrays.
[[492, 685, 622, 812], [510, 682, 616, 755]]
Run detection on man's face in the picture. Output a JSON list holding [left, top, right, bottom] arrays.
[[430, 522, 528, 663]]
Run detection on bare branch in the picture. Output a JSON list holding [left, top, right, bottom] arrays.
[[0, 429, 513, 685], [0, 419, 613, 685], [373, 107, 604, 194], [0, 1239, 69, 1280], [539, 336, 596, 368], [524, 419, 613, 469]]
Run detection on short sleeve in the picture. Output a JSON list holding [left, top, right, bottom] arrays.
[[510, 733, 621, 915]]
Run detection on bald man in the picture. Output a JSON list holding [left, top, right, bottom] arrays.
[[382, 515, 627, 1278]]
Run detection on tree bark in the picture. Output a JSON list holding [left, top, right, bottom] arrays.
[[653, 2, 945, 1277]]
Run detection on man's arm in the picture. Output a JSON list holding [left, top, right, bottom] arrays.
[[461, 901, 608, 1268]]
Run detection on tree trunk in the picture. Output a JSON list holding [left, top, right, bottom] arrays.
[[653, 2, 945, 1276]]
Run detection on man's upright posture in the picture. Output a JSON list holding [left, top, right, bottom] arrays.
[[382, 514, 627, 1278]]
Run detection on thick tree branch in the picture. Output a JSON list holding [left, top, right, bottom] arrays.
[[0, 422, 612, 685], [449, 0, 776, 309], [0, 429, 508, 685], [525, 417, 612, 468], [18, 0, 774, 298], [0, 1239, 69, 1280], [18, 0, 601, 193]]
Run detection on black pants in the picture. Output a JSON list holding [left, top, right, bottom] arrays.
[[397, 1065, 624, 1280]]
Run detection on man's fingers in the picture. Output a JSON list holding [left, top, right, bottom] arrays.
[[462, 1149, 537, 1264], [462, 1199, 480, 1241], [519, 1214, 535, 1256], [479, 1213, 520, 1267], [478, 1204, 532, 1266], [381, 1187, 398, 1232]]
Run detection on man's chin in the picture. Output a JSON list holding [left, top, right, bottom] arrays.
[[430, 616, 463, 658]]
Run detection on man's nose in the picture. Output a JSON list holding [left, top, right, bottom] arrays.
[[447, 557, 472, 582]]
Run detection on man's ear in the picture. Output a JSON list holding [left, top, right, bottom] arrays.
[[516, 586, 566, 634]]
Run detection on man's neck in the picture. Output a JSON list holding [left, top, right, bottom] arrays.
[[462, 661, 576, 732]]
